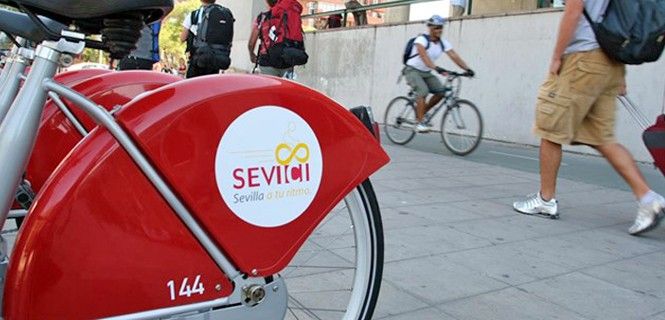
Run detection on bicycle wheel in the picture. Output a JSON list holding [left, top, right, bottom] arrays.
[[384, 96, 417, 145], [440, 99, 483, 156], [283, 180, 383, 320]]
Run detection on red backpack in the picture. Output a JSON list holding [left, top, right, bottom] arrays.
[[259, 0, 308, 69]]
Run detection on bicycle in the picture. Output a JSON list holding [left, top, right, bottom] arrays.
[[0, 1, 389, 319], [384, 69, 483, 156], [0, 9, 179, 228]]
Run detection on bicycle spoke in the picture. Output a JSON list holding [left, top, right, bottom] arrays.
[[441, 100, 483, 156], [283, 184, 382, 320], [384, 97, 416, 145], [284, 205, 355, 278]]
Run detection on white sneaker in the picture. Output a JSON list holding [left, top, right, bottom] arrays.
[[513, 192, 558, 217], [629, 195, 665, 235], [414, 123, 431, 133]]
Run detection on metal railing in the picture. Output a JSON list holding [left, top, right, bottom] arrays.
[[302, 0, 561, 28], [302, 0, 441, 19], [301, 0, 448, 28]]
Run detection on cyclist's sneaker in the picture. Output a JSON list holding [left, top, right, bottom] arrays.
[[414, 122, 431, 133], [513, 192, 558, 217], [629, 194, 665, 236]]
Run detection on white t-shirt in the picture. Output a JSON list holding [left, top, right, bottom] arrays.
[[406, 35, 453, 72], [451, 0, 467, 7], [182, 7, 205, 36], [565, 0, 609, 54]]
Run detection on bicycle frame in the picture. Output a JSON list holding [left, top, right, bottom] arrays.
[[0, 44, 31, 124], [0, 36, 389, 319], [421, 74, 463, 125]]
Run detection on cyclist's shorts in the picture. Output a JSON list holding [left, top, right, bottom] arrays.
[[533, 49, 625, 146], [403, 66, 444, 98]]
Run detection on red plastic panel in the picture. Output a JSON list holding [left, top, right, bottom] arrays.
[[644, 114, 665, 177], [54, 68, 111, 87], [26, 71, 179, 194], [10, 68, 112, 209], [116, 74, 390, 275], [5, 129, 232, 319]]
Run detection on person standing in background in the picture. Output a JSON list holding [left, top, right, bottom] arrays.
[[345, 0, 367, 26], [450, 0, 467, 17], [117, 22, 161, 70]]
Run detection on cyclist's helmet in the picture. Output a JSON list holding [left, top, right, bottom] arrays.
[[426, 15, 446, 27]]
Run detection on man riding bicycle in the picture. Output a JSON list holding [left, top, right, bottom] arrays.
[[403, 15, 474, 132]]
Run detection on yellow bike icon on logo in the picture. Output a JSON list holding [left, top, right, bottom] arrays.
[[275, 143, 310, 166]]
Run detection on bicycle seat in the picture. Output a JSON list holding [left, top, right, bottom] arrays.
[[0, 8, 65, 44], [1, 0, 173, 23], [0, 0, 173, 58]]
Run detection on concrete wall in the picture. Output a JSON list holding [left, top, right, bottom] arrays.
[[222, 0, 265, 72], [295, 10, 665, 162], [471, 0, 538, 15]]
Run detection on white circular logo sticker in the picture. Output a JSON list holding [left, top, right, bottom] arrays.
[[215, 106, 323, 227]]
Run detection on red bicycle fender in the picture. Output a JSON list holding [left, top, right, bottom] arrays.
[[10, 69, 112, 210], [5, 129, 232, 319], [26, 71, 179, 194], [53, 68, 111, 87], [116, 74, 390, 275], [4, 74, 388, 318]]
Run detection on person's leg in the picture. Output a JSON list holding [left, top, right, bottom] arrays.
[[425, 94, 444, 113], [423, 73, 445, 115], [415, 97, 427, 122], [539, 138, 562, 201], [403, 68, 429, 127], [186, 60, 198, 78], [513, 56, 581, 216], [573, 53, 664, 235], [451, 5, 465, 17], [594, 143, 649, 199], [259, 66, 281, 77]]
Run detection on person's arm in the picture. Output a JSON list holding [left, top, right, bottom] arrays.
[[550, 0, 583, 75], [248, 26, 260, 64], [180, 11, 194, 42], [446, 49, 470, 71], [179, 27, 189, 42]]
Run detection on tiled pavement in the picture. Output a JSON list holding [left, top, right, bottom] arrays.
[[372, 144, 665, 320]]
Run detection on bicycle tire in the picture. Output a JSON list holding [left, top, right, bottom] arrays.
[[440, 99, 483, 156], [284, 180, 383, 320], [384, 96, 417, 145]]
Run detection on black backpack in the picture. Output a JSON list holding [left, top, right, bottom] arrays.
[[403, 34, 444, 64], [584, 0, 665, 65], [192, 4, 235, 70]]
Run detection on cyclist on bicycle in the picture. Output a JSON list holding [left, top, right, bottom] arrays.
[[403, 15, 474, 132]]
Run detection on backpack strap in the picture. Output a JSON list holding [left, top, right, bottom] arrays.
[[150, 23, 160, 62], [407, 34, 431, 61], [257, 11, 270, 53], [196, 5, 211, 43], [582, 8, 594, 25]]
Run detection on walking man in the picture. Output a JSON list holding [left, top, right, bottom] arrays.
[[513, 0, 665, 235]]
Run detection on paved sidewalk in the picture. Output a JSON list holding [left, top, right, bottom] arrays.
[[372, 144, 665, 320]]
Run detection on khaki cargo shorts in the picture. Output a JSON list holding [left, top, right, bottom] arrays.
[[403, 66, 445, 98], [533, 49, 625, 146]]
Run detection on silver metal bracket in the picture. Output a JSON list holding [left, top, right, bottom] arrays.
[[17, 47, 35, 61], [40, 38, 85, 59]]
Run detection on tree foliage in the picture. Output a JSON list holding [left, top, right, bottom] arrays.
[[159, 0, 200, 62]]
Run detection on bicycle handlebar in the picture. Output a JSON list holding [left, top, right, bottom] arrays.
[[436, 67, 473, 78]]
